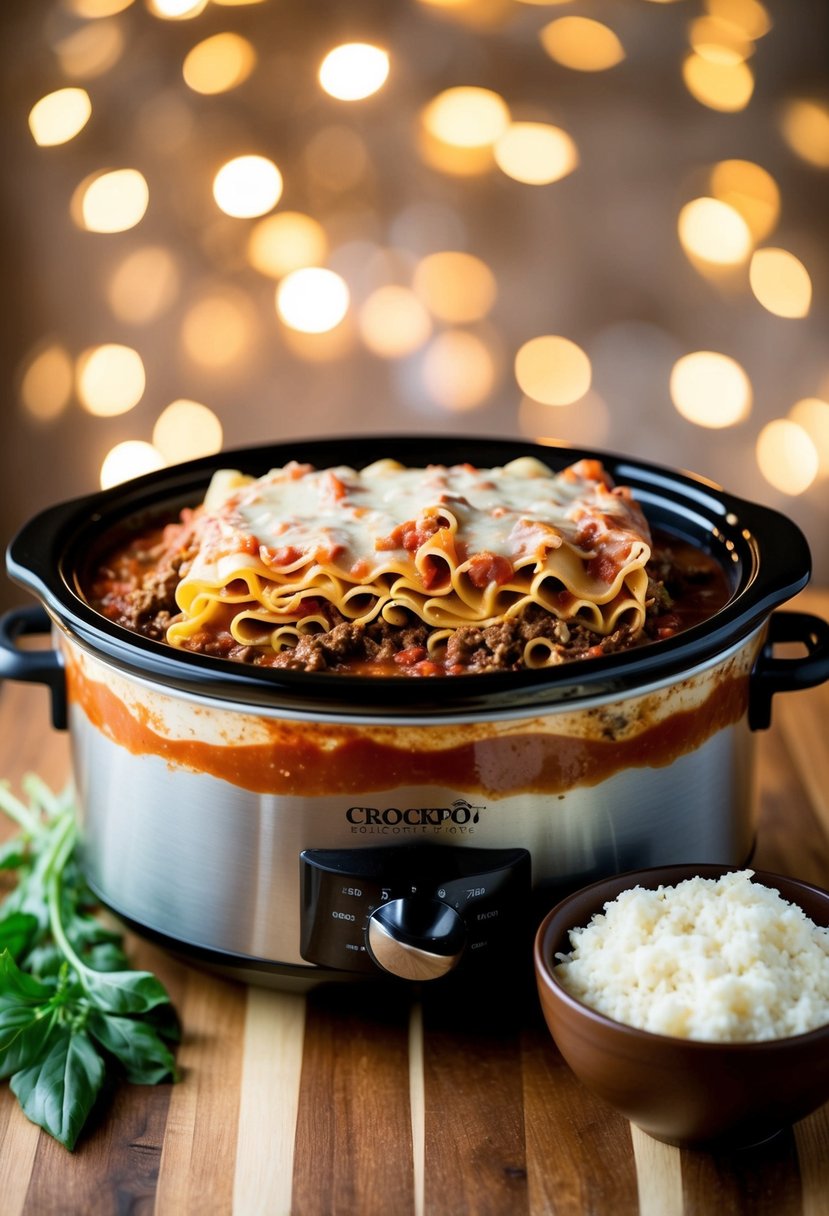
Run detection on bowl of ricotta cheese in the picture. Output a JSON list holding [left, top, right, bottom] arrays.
[[534, 865, 829, 1147]]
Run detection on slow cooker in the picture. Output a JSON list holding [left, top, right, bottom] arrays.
[[2, 435, 828, 991]]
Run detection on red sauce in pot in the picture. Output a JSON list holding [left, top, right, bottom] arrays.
[[64, 649, 751, 798]]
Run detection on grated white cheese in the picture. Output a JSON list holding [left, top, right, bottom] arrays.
[[554, 870, 829, 1041]]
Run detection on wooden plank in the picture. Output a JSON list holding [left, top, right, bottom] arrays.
[[679, 1129, 802, 1216], [0, 680, 71, 797], [292, 984, 415, 1216], [630, 1127, 683, 1216], [232, 987, 307, 1216], [409, 1002, 426, 1216], [21, 1085, 172, 1216], [153, 969, 247, 1216], [752, 719, 829, 888], [794, 1103, 829, 1216], [521, 1016, 639, 1216], [0, 1087, 41, 1216], [777, 682, 829, 841], [422, 993, 530, 1216]]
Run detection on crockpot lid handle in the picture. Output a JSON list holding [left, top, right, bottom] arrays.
[[0, 604, 67, 730], [749, 611, 829, 731]]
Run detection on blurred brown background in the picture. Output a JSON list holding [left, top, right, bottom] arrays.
[[1, 0, 827, 611]]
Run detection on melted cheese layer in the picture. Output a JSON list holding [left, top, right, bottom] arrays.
[[168, 456, 653, 656]]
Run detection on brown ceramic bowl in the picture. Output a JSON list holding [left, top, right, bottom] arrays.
[[534, 864, 829, 1149]]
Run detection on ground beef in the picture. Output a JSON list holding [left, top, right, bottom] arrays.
[[262, 618, 433, 672], [90, 519, 198, 640], [90, 530, 729, 676], [249, 604, 638, 675]]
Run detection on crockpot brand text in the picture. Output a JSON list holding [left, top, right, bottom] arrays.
[[346, 798, 484, 835]]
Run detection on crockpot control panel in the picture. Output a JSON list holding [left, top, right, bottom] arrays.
[[299, 845, 531, 981]]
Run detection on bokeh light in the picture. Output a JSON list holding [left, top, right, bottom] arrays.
[[682, 53, 754, 111], [152, 399, 223, 462], [708, 159, 780, 241], [147, 0, 208, 19], [749, 248, 812, 318], [515, 335, 592, 406], [359, 286, 432, 358], [76, 344, 146, 417], [4, 0, 829, 593], [677, 197, 753, 265], [421, 87, 510, 149], [276, 268, 350, 334], [19, 345, 74, 422], [182, 33, 257, 95], [670, 351, 752, 427], [28, 89, 92, 148], [100, 441, 165, 490], [213, 155, 282, 219], [67, 0, 135, 14], [318, 44, 390, 101], [73, 169, 149, 233], [493, 122, 578, 185], [756, 420, 818, 495], [107, 246, 180, 324], [421, 330, 497, 411], [705, 0, 772, 41], [539, 17, 625, 72], [788, 399, 829, 478], [780, 100, 829, 169], [247, 212, 328, 279], [54, 20, 125, 79], [413, 252, 496, 324], [688, 17, 754, 66]]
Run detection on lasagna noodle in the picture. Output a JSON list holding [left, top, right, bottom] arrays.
[[166, 457, 653, 663]]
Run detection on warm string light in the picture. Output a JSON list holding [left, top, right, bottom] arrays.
[[539, 17, 625, 72], [14, 0, 827, 509], [28, 89, 92, 147], [669, 352, 752, 428]]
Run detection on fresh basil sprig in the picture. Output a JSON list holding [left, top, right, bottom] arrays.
[[0, 776, 179, 1150]]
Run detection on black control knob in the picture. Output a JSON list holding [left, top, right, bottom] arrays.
[[366, 897, 466, 981]]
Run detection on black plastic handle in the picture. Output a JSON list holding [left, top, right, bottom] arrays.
[[0, 603, 67, 730], [749, 611, 829, 731]]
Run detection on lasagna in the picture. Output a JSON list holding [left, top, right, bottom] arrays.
[[89, 456, 727, 675]]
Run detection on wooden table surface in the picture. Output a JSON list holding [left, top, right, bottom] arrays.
[[1, 589, 828, 1216]]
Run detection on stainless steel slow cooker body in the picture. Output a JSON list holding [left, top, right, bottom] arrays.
[[3, 435, 828, 991]]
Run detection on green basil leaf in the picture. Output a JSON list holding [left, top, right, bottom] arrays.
[[10, 1027, 105, 1151], [8, 878, 50, 933], [0, 949, 55, 1007], [82, 968, 172, 1015], [0, 839, 28, 870], [0, 1005, 56, 1078], [69, 917, 123, 949], [144, 1000, 182, 1045], [20, 943, 64, 980], [87, 1011, 178, 1084], [82, 942, 131, 973], [0, 912, 39, 960]]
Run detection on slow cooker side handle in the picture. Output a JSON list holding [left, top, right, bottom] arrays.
[[0, 604, 67, 730], [749, 611, 829, 731]]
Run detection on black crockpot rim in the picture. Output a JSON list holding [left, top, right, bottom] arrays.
[[5, 434, 811, 713]]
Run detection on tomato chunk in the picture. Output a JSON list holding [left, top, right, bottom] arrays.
[[467, 552, 513, 589], [394, 646, 429, 667], [376, 517, 440, 552]]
